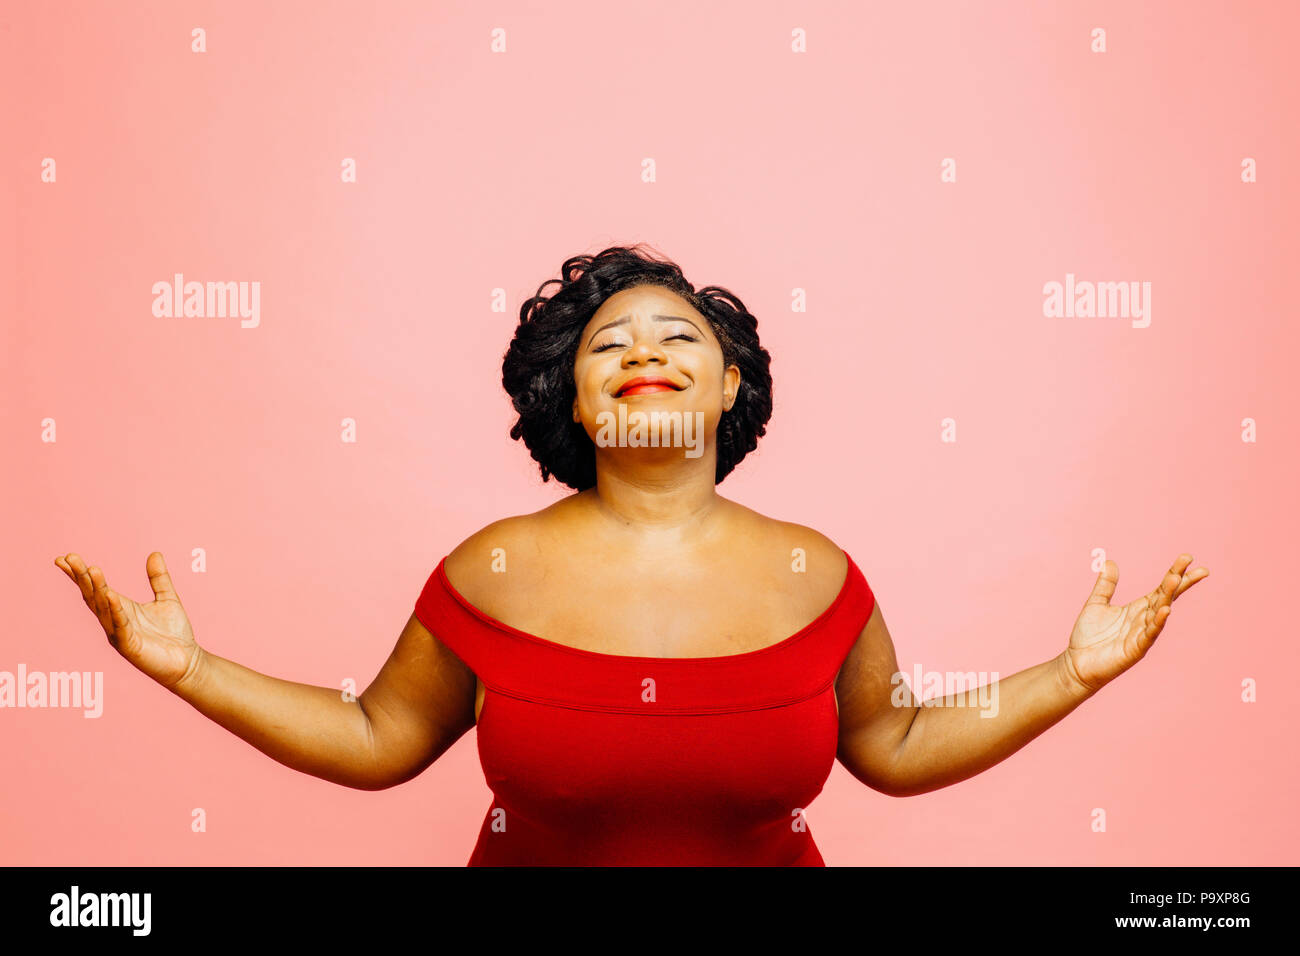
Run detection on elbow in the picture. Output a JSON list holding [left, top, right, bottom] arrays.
[[841, 740, 927, 798], [875, 779, 933, 798], [345, 760, 415, 792], [841, 757, 925, 798], [870, 756, 944, 797], [850, 754, 937, 798], [313, 765, 397, 791], [347, 756, 433, 792]]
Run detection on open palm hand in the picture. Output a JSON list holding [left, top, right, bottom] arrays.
[[1061, 554, 1209, 694], [56, 551, 201, 690]]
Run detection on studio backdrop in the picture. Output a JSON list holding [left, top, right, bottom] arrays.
[[4, 0, 1297, 865]]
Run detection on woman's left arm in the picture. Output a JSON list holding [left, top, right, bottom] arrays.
[[837, 554, 1208, 797]]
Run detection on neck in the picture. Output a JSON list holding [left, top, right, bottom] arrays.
[[583, 448, 727, 542]]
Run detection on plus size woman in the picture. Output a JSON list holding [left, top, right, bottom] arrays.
[[56, 245, 1208, 866]]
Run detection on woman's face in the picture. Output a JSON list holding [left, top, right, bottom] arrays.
[[572, 284, 740, 457]]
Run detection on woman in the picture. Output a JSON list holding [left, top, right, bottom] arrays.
[[56, 245, 1208, 866]]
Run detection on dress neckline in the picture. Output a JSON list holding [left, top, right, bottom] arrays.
[[433, 549, 858, 664]]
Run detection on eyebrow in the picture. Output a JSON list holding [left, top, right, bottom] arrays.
[[585, 314, 705, 349]]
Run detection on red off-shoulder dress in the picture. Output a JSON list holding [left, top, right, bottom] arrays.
[[413, 551, 875, 866]]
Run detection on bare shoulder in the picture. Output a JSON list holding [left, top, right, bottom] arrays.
[[441, 499, 574, 608], [443, 514, 540, 601], [777, 519, 847, 583], [729, 502, 849, 604]]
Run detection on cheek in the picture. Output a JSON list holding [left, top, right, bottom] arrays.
[[572, 362, 608, 408], [573, 361, 595, 388]]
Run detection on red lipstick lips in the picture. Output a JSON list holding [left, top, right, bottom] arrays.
[[615, 376, 683, 398]]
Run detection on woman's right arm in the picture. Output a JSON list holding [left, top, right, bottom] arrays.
[[172, 612, 475, 790], [57, 552, 476, 792]]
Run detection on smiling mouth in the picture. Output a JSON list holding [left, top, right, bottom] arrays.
[[615, 378, 684, 398]]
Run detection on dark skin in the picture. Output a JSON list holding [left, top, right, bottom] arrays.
[[56, 284, 1208, 797]]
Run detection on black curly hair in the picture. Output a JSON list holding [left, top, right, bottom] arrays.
[[502, 244, 773, 490]]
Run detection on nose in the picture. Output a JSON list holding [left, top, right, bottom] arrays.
[[622, 334, 667, 367]]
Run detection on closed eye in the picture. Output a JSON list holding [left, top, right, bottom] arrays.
[[592, 333, 698, 353]]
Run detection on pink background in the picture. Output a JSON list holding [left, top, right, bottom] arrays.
[[3, 1, 1297, 865]]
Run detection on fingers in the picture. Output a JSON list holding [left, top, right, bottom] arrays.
[[1154, 563, 1181, 610], [87, 566, 116, 638], [104, 587, 131, 648], [1141, 603, 1173, 650], [1174, 567, 1210, 598], [58, 554, 108, 631], [56, 553, 128, 647], [56, 553, 95, 606], [1086, 559, 1119, 607], [1165, 554, 1193, 596], [1135, 553, 1208, 652], [55, 555, 88, 605], [1147, 554, 1210, 606], [146, 552, 179, 603]]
